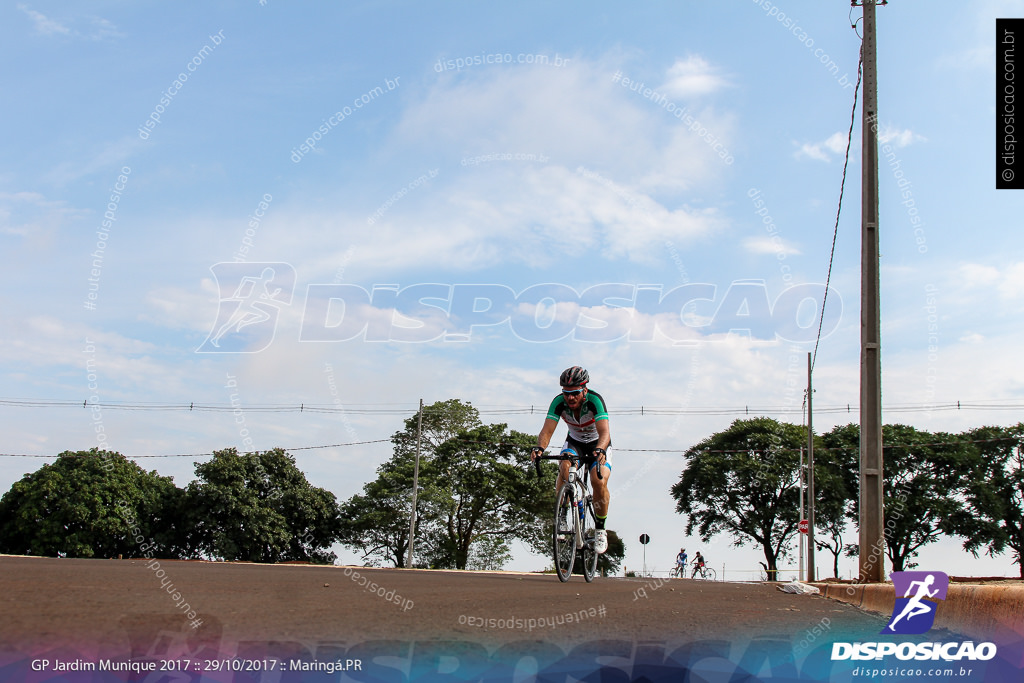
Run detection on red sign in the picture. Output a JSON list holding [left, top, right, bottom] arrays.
[[798, 520, 809, 534]]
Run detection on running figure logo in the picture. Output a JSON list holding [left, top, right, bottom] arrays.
[[197, 263, 296, 353], [883, 571, 949, 635]]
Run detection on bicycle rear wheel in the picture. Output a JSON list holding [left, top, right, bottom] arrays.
[[580, 496, 598, 582], [704, 567, 716, 581], [553, 484, 576, 582]]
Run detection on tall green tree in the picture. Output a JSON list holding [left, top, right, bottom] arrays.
[[187, 448, 341, 563], [392, 398, 482, 457], [941, 424, 1024, 577], [337, 399, 480, 567], [467, 534, 514, 571], [336, 455, 429, 567], [421, 423, 548, 569], [810, 444, 858, 578], [670, 418, 809, 576], [0, 449, 177, 558], [337, 401, 551, 570], [824, 423, 968, 573]]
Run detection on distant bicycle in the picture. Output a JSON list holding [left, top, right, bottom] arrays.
[[671, 564, 686, 578], [691, 564, 716, 581]]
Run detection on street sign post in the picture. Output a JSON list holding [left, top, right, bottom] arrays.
[[639, 534, 650, 575]]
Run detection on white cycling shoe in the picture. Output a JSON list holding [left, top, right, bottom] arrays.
[[594, 529, 608, 554]]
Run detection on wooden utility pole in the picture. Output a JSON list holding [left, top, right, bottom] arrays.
[[859, 0, 886, 583], [806, 353, 815, 582], [406, 399, 424, 568]]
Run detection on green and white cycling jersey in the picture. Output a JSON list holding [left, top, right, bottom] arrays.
[[546, 390, 611, 461]]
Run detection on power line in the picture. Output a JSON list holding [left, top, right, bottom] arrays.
[[0, 438, 393, 459], [1, 434, 1016, 461], [2, 397, 1021, 415]]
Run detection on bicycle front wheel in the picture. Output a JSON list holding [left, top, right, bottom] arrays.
[[553, 484, 576, 582], [580, 496, 598, 582]]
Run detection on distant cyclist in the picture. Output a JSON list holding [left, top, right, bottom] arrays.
[[691, 551, 706, 578], [675, 548, 688, 576], [531, 366, 612, 554]]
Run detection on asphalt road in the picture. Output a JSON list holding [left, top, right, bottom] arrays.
[[0, 555, 893, 647], [0, 555, 974, 681]]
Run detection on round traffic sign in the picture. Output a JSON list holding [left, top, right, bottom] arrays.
[[639, 533, 650, 545]]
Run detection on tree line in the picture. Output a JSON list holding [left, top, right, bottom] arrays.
[[0, 447, 339, 562], [6, 403, 1014, 579], [0, 399, 625, 574], [670, 418, 1024, 578], [334, 399, 624, 575]]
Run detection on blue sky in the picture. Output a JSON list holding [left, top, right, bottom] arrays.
[[2, 0, 1023, 579]]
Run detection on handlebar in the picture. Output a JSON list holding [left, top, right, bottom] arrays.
[[532, 450, 604, 480]]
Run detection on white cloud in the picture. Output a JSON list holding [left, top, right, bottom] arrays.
[[660, 55, 729, 99], [997, 262, 1024, 300], [45, 136, 142, 186], [959, 262, 1006, 290], [878, 125, 926, 148], [392, 55, 734, 192], [143, 284, 220, 333], [18, 4, 71, 35], [797, 125, 922, 163], [938, 1, 1023, 72], [794, 131, 849, 162], [17, 5, 121, 41], [255, 163, 721, 280], [86, 17, 123, 41], [0, 191, 87, 244], [741, 235, 801, 257]]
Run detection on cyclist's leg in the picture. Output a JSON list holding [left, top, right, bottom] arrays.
[[571, 438, 611, 520], [557, 458, 571, 493], [570, 438, 611, 554], [591, 461, 610, 514], [555, 440, 574, 493]]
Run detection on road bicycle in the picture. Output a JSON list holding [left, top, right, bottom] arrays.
[[534, 448, 601, 583], [671, 564, 686, 578], [691, 564, 716, 581]]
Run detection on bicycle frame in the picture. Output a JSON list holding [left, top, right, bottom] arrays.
[[534, 450, 600, 582], [563, 465, 589, 550]]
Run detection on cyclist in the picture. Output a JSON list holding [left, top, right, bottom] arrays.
[[531, 366, 612, 554], [691, 551, 706, 578], [675, 548, 688, 577]]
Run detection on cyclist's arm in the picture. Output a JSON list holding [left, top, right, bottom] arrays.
[[535, 417, 558, 453], [595, 418, 610, 452]]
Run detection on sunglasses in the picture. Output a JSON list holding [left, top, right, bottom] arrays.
[[562, 388, 584, 396]]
